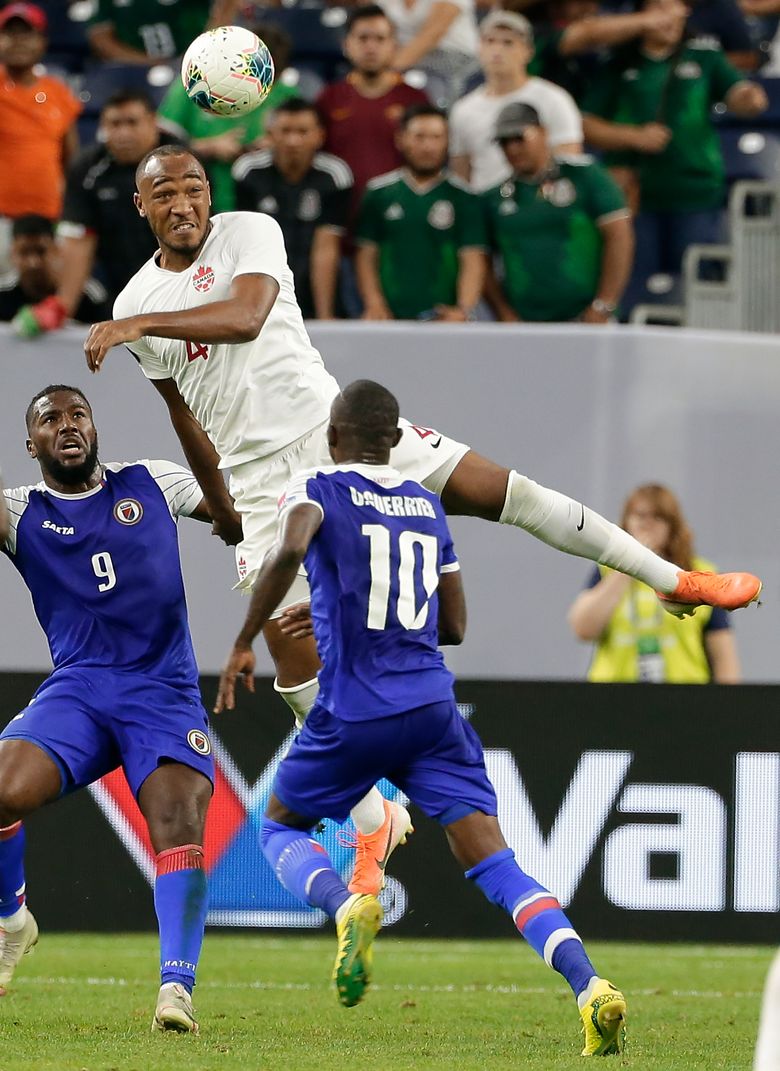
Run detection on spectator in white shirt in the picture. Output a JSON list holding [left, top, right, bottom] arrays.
[[380, 0, 480, 105], [450, 9, 583, 191]]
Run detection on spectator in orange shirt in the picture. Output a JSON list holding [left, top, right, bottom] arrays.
[[0, 3, 81, 267]]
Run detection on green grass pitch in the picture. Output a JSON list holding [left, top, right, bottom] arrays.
[[0, 935, 773, 1070]]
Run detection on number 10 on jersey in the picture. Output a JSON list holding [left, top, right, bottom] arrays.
[[362, 524, 439, 631]]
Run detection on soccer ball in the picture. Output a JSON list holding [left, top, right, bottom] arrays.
[[181, 25, 275, 118]]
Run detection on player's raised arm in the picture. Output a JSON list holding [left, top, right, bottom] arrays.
[[151, 378, 242, 545], [85, 273, 279, 372], [215, 502, 323, 713]]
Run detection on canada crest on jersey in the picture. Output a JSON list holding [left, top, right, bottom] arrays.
[[113, 499, 143, 526], [192, 264, 215, 293]]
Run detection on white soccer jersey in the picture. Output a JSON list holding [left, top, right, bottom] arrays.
[[113, 212, 340, 469], [449, 79, 583, 192]]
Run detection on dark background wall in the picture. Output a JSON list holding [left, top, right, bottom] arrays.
[[5, 674, 778, 942]]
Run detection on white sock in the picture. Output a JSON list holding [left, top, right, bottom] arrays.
[[755, 949, 780, 1070], [274, 677, 319, 729], [576, 975, 601, 1010], [335, 893, 360, 925], [0, 903, 27, 933], [499, 471, 680, 594], [349, 787, 387, 835]]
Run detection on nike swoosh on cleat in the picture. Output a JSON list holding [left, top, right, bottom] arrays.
[[576, 504, 585, 531], [431, 436, 442, 448]]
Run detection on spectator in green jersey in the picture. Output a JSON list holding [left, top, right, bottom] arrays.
[[581, 0, 767, 307], [355, 104, 486, 321], [529, 0, 690, 101], [157, 24, 298, 214], [482, 101, 633, 323], [88, 0, 238, 65]]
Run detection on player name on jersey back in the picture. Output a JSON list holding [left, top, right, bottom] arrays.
[[349, 486, 437, 518]]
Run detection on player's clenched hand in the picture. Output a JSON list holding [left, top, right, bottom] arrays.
[[278, 602, 314, 639], [214, 642, 256, 713], [211, 508, 243, 546], [84, 317, 144, 373]]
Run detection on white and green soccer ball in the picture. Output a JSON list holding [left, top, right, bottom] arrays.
[[181, 25, 275, 118]]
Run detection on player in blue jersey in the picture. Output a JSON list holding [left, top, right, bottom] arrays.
[[216, 380, 627, 1057], [0, 385, 240, 1034]]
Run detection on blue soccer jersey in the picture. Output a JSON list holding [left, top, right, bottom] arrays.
[[2, 461, 203, 685], [279, 463, 459, 720]]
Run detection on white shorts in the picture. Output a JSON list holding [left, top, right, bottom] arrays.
[[229, 417, 469, 613]]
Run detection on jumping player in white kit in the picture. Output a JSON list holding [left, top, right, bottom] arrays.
[[84, 145, 762, 897]]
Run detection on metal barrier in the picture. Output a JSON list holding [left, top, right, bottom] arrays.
[[683, 181, 780, 332]]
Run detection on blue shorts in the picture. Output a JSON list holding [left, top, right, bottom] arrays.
[[0, 668, 214, 799], [273, 699, 498, 825]]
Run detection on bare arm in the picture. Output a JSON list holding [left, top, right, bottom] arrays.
[[215, 503, 323, 711], [456, 248, 486, 316], [559, 6, 683, 56], [393, 1, 461, 70], [84, 273, 280, 371], [482, 259, 519, 322], [583, 114, 671, 154], [450, 154, 471, 185], [581, 214, 634, 322], [705, 628, 742, 684], [310, 228, 342, 320], [355, 242, 393, 320], [740, 0, 780, 15], [57, 233, 98, 317], [88, 23, 153, 65], [567, 571, 632, 641], [151, 377, 243, 544], [438, 569, 466, 645]]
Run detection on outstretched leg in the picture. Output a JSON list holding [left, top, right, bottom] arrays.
[[138, 763, 212, 1034], [0, 739, 61, 995], [445, 810, 627, 1057], [440, 451, 760, 611]]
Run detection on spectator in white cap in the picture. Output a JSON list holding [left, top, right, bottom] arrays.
[[449, 9, 582, 192]]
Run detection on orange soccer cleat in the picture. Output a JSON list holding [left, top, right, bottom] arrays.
[[347, 800, 413, 897], [658, 570, 762, 618]]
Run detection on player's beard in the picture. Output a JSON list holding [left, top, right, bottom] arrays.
[[45, 436, 101, 486]]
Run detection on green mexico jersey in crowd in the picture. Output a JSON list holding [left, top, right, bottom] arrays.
[[482, 157, 627, 322], [158, 80, 299, 213], [582, 37, 743, 212], [356, 170, 485, 319], [90, 0, 211, 58]]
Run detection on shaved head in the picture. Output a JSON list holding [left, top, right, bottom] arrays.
[[330, 380, 400, 456], [135, 145, 206, 190]]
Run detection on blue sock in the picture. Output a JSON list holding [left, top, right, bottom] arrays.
[[466, 848, 596, 998], [154, 844, 208, 993], [261, 818, 351, 918], [0, 822, 26, 918]]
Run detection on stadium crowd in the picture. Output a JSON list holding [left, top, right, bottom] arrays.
[[0, 0, 778, 332]]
